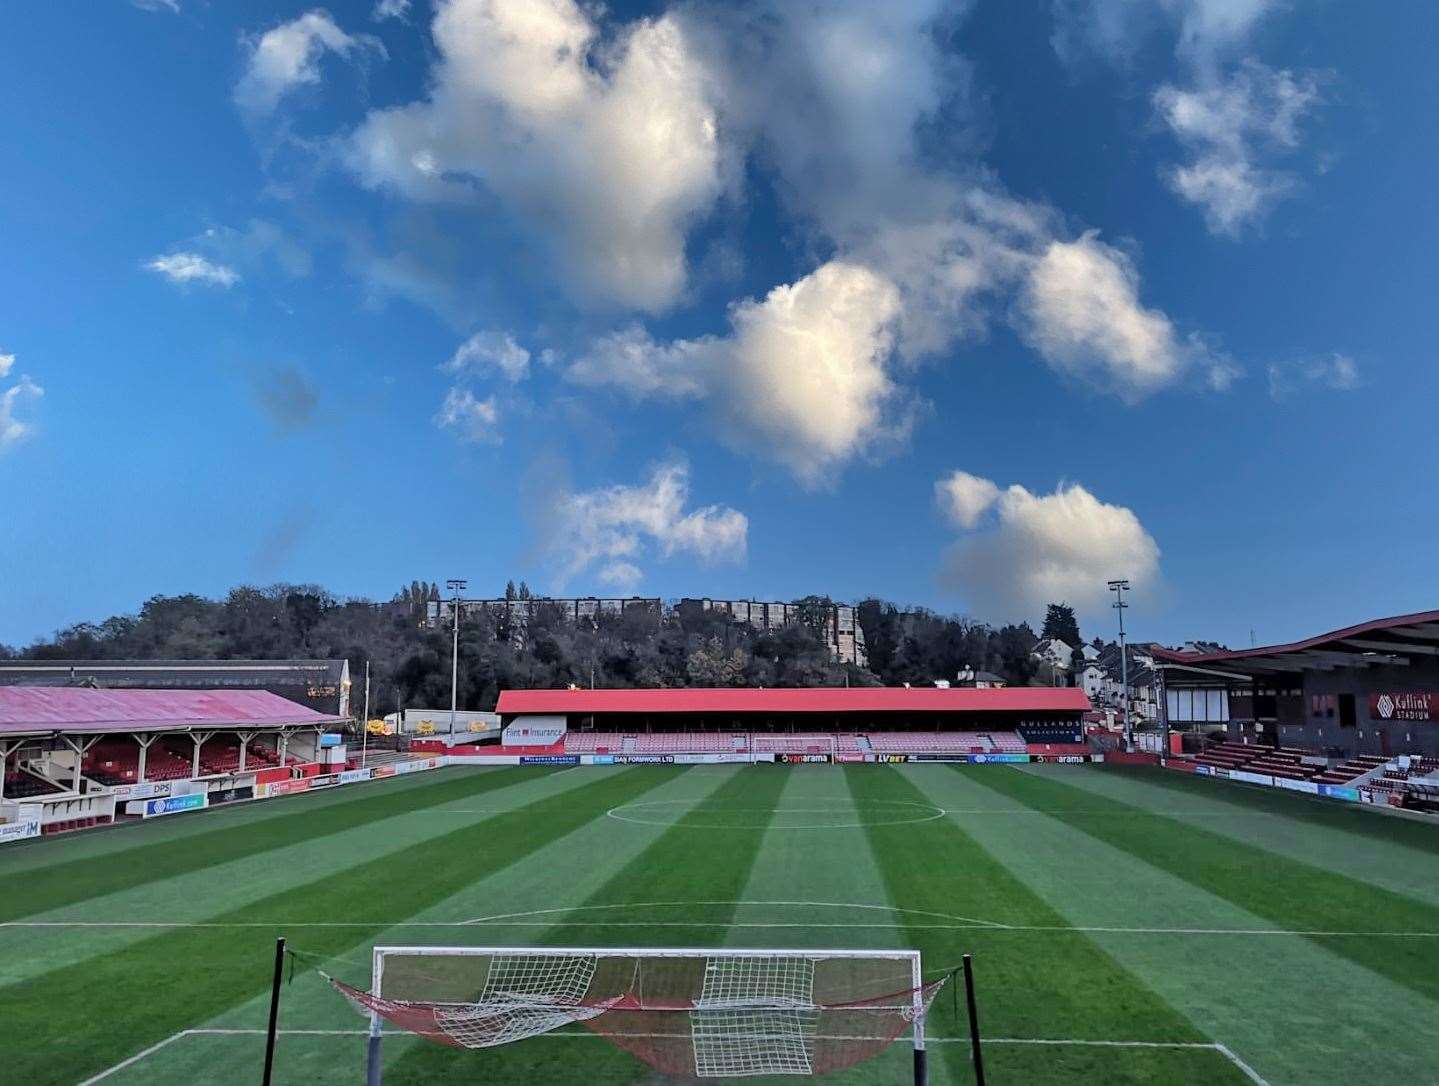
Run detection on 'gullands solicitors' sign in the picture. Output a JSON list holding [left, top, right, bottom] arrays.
[[1370, 692, 1439, 722]]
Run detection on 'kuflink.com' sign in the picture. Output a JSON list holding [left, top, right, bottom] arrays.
[[143, 793, 208, 818]]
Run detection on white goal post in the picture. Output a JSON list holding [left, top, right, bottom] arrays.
[[346, 945, 941, 1084]]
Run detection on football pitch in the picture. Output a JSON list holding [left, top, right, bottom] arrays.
[[3, 762, 1438, 1085]]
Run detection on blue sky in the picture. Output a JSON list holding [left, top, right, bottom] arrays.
[[2, 0, 1436, 651]]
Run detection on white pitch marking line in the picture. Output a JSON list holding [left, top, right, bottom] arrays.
[[605, 799, 948, 830], [83, 1027, 1270, 1084], [1214, 1041, 1272, 1086], [7, 919, 1438, 938], [460, 899, 1008, 930], [75, 1029, 190, 1085]]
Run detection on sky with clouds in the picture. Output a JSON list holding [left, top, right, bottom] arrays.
[[1, 0, 1436, 649]]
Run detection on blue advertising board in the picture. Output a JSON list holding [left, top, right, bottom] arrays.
[[143, 793, 208, 818], [519, 755, 580, 766], [319, 733, 343, 748]]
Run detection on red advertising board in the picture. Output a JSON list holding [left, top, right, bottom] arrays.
[[266, 778, 312, 797], [1369, 692, 1438, 722]]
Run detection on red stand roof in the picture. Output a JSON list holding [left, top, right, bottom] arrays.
[[0, 687, 345, 735]]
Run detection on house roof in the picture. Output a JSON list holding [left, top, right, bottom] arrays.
[[1151, 610, 1439, 675], [0, 687, 345, 737], [497, 686, 1090, 716]]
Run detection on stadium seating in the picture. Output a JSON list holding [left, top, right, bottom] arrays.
[[3, 769, 62, 798], [1243, 747, 1320, 781], [864, 731, 1026, 754], [1312, 754, 1388, 785], [82, 739, 192, 784], [748, 734, 835, 754], [560, 730, 1031, 756]]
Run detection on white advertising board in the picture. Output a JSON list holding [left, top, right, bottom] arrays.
[[502, 714, 568, 746]]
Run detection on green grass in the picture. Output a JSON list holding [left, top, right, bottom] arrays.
[[2, 761, 1436, 1084]]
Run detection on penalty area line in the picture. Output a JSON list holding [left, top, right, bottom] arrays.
[[11, 919, 1438, 939]]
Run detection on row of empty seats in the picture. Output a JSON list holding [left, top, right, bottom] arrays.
[[560, 731, 1029, 755], [41, 814, 113, 834], [3, 769, 62, 798], [1312, 754, 1388, 785], [1192, 741, 1320, 778], [82, 739, 191, 784], [80, 736, 299, 785]]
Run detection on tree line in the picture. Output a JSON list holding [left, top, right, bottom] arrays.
[[2, 585, 1102, 717]]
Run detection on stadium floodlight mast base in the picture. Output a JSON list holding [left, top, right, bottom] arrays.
[[445, 578, 467, 734], [350, 945, 942, 1085], [1108, 579, 1131, 748]]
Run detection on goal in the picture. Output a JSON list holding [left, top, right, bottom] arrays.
[[329, 945, 946, 1083]]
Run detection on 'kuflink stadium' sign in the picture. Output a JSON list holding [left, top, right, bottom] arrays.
[[1370, 692, 1437, 721]]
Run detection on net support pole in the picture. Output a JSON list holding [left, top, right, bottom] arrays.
[[262, 936, 286, 1086], [366, 945, 385, 1086], [911, 950, 927, 1086], [962, 954, 985, 1086]]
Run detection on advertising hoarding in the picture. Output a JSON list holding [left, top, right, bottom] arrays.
[[0, 818, 41, 844], [142, 793, 208, 818]]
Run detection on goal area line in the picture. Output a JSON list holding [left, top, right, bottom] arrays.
[[78, 1028, 1269, 1086]]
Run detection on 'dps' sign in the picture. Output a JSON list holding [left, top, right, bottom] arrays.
[[1369, 692, 1438, 722]]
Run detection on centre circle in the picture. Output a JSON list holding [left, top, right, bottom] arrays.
[[606, 799, 946, 829]]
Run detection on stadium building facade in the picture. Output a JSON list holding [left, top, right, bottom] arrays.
[[1155, 610, 1439, 757]]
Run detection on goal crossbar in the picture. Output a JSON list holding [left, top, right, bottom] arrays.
[[340, 945, 942, 1083]]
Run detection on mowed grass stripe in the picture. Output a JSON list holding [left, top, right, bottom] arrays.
[[384, 766, 792, 1086], [1, 766, 676, 1086], [0, 768, 473, 875], [1094, 764, 1439, 856], [977, 766, 1439, 1003], [845, 767, 1245, 1086], [1, 767, 533, 923]]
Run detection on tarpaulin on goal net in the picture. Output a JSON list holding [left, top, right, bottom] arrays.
[[329, 952, 946, 1078]]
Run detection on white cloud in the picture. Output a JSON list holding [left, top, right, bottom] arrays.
[[598, 561, 644, 591], [372, 0, 410, 20], [145, 252, 240, 288], [434, 386, 500, 442], [1016, 231, 1234, 399], [939, 473, 1161, 622], [236, 10, 383, 117], [1, 358, 44, 451], [1268, 353, 1360, 400], [348, 0, 725, 312], [566, 325, 709, 400], [548, 461, 747, 587], [1052, 2, 1319, 235], [443, 331, 531, 383], [936, 470, 1000, 529], [1156, 63, 1320, 236], [569, 261, 910, 484], [1053, 0, 1278, 72], [132, 0, 181, 12]]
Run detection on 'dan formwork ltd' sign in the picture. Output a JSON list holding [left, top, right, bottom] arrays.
[[1370, 693, 1439, 722]]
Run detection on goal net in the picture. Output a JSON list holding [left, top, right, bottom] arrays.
[[329, 946, 945, 1081]]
